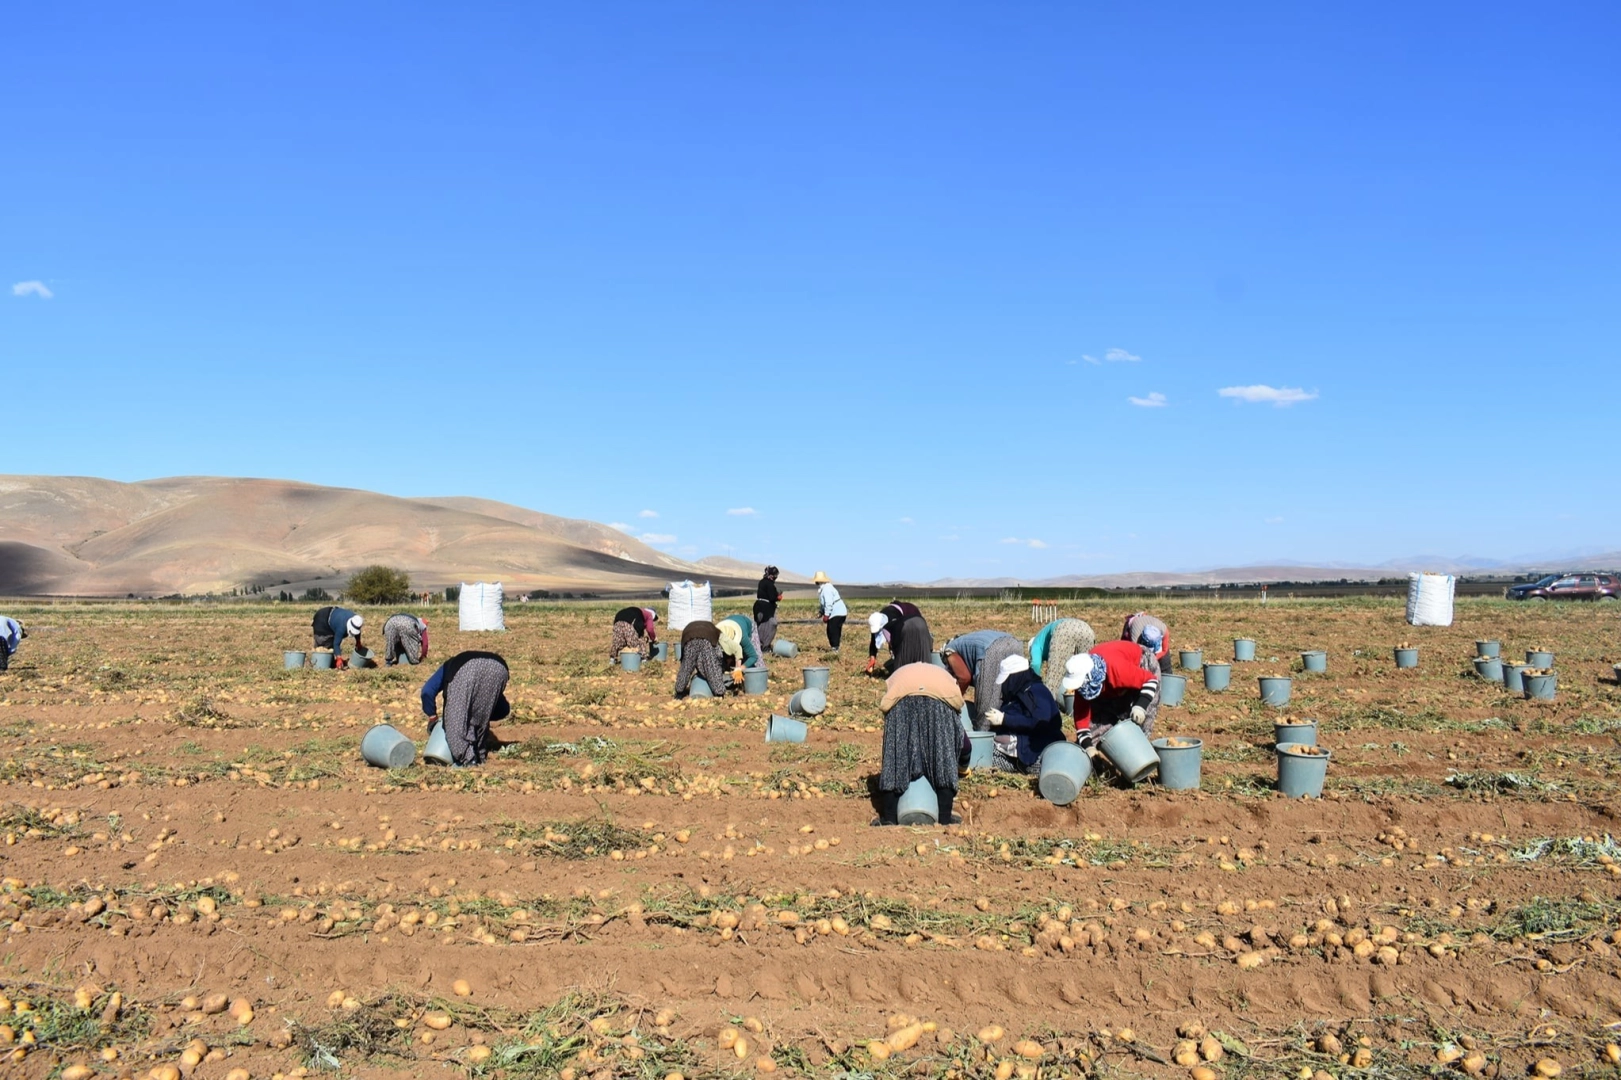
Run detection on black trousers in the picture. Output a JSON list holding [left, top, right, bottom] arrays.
[[826, 615, 846, 649]]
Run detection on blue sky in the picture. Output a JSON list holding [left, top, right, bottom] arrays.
[[4, 3, 1617, 582]]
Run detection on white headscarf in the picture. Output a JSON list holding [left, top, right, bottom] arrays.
[[995, 654, 1030, 685], [867, 612, 888, 636]]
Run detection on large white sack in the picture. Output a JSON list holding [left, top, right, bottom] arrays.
[[458, 581, 506, 632], [666, 580, 712, 632], [1406, 572, 1455, 627]]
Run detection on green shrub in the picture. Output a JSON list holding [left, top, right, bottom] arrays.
[[346, 566, 412, 605]]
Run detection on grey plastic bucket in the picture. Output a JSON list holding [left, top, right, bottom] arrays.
[[788, 688, 826, 717], [765, 715, 807, 743], [689, 676, 714, 698], [1179, 649, 1203, 672], [1276, 743, 1330, 798], [1473, 656, 1503, 682], [424, 723, 454, 765], [801, 666, 831, 691], [1502, 662, 1527, 693], [310, 651, 335, 670], [772, 639, 798, 658], [652, 642, 668, 661], [1151, 737, 1202, 791], [1159, 673, 1186, 707], [619, 650, 642, 672], [896, 776, 939, 825], [1394, 647, 1419, 669], [283, 650, 306, 669], [1061, 691, 1074, 716], [1234, 638, 1257, 662], [928, 651, 946, 668], [958, 704, 974, 734], [1037, 741, 1092, 806], [1301, 650, 1327, 673], [742, 667, 769, 695], [1475, 640, 1501, 658], [1203, 662, 1231, 691], [1526, 649, 1554, 668], [1098, 722, 1160, 784], [351, 647, 376, 670], [1274, 720, 1317, 746], [1259, 676, 1292, 707], [1523, 672, 1557, 701], [673, 641, 682, 661], [965, 731, 995, 770], [361, 724, 417, 769]]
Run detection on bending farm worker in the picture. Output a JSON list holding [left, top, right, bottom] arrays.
[[866, 601, 932, 675], [673, 619, 734, 698], [312, 605, 364, 666], [608, 606, 659, 661], [0, 616, 26, 672], [753, 567, 783, 651], [1120, 611, 1171, 672], [939, 629, 1024, 728], [1028, 617, 1097, 698], [875, 661, 967, 826], [979, 653, 1063, 773], [1062, 639, 1162, 742], [719, 613, 764, 671], [382, 613, 428, 666], [421, 650, 511, 766], [812, 571, 847, 652]]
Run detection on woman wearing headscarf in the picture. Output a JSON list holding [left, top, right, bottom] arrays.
[[312, 605, 365, 666], [812, 572, 848, 652], [1028, 618, 1097, 698], [753, 567, 783, 652], [980, 654, 1064, 773], [1120, 612, 1171, 674], [674, 620, 733, 698], [1060, 639, 1162, 742], [0, 616, 26, 672], [383, 613, 429, 666], [420, 650, 510, 766], [719, 614, 764, 672], [875, 662, 967, 826], [940, 629, 1024, 729], [865, 601, 932, 675], [608, 606, 659, 662]]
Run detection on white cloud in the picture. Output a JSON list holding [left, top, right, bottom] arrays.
[[1027, 539, 1048, 549], [607, 522, 631, 532], [939, 534, 960, 542], [999, 537, 1021, 544], [639, 532, 677, 544], [898, 517, 914, 525], [12, 281, 52, 299], [1128, 392, 1167, 408], [638, 509, 659, 518], [726, 507, 756, 516], [677, 544, 699, 556], [1218, 384, 1318, 406], [1083, 347, 1141, 365], [1265, 516, 1284, 524]]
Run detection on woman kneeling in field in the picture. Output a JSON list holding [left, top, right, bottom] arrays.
[[875, 662, 966, 825], [979, 654, 1063, 774], [422, 651, 511, 766], [674, 620, 733, 698], [383, 613, 429, 666], [608, 606, 659, 661]]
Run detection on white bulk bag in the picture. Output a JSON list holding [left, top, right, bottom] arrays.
[[458, 581, 506, 632], [666, 580, 712, 632], [1406, 572, 1455, 627]]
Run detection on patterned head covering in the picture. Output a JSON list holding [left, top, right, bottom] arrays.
[[1062, 653, 1109, 700], [346, 615, 365, 636], [1138, 624, 1164, 651]]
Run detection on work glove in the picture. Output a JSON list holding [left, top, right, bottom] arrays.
[[731, 668, 744, 684], [983, 708, 1005, 727], [865, 657, 878, 674], [1130, 705, 1147, 725]]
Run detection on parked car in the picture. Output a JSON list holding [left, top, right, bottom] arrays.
[[1506, 575, 1560, 600], [1511, 573, 1620, 602]]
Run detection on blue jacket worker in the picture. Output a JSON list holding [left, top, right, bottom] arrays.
[[422, 650, 511, 766], [312, 605, 365, 665], [0, 617, 26, 672], [979, 654, 1063, 774]]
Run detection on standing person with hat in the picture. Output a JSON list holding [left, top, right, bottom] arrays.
[[1060, 639, 1162, 742], [813, 571, 848, 652], [1120, 611, 1171, 673], [311, 604, 365, 667], [980, 653, 1064, 773], [866, 601, 932, 675], [0, 616, 27, 672], [753, 567, 783, 652], [939, 629, 1024, 728]]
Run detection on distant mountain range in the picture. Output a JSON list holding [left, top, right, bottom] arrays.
[[1, 475, 1609, 596]]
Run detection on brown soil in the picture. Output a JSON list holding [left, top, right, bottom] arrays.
[[2, 597, 1621, 1080]]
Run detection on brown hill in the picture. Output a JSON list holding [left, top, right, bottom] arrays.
[[0, 476, 741, 597]]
